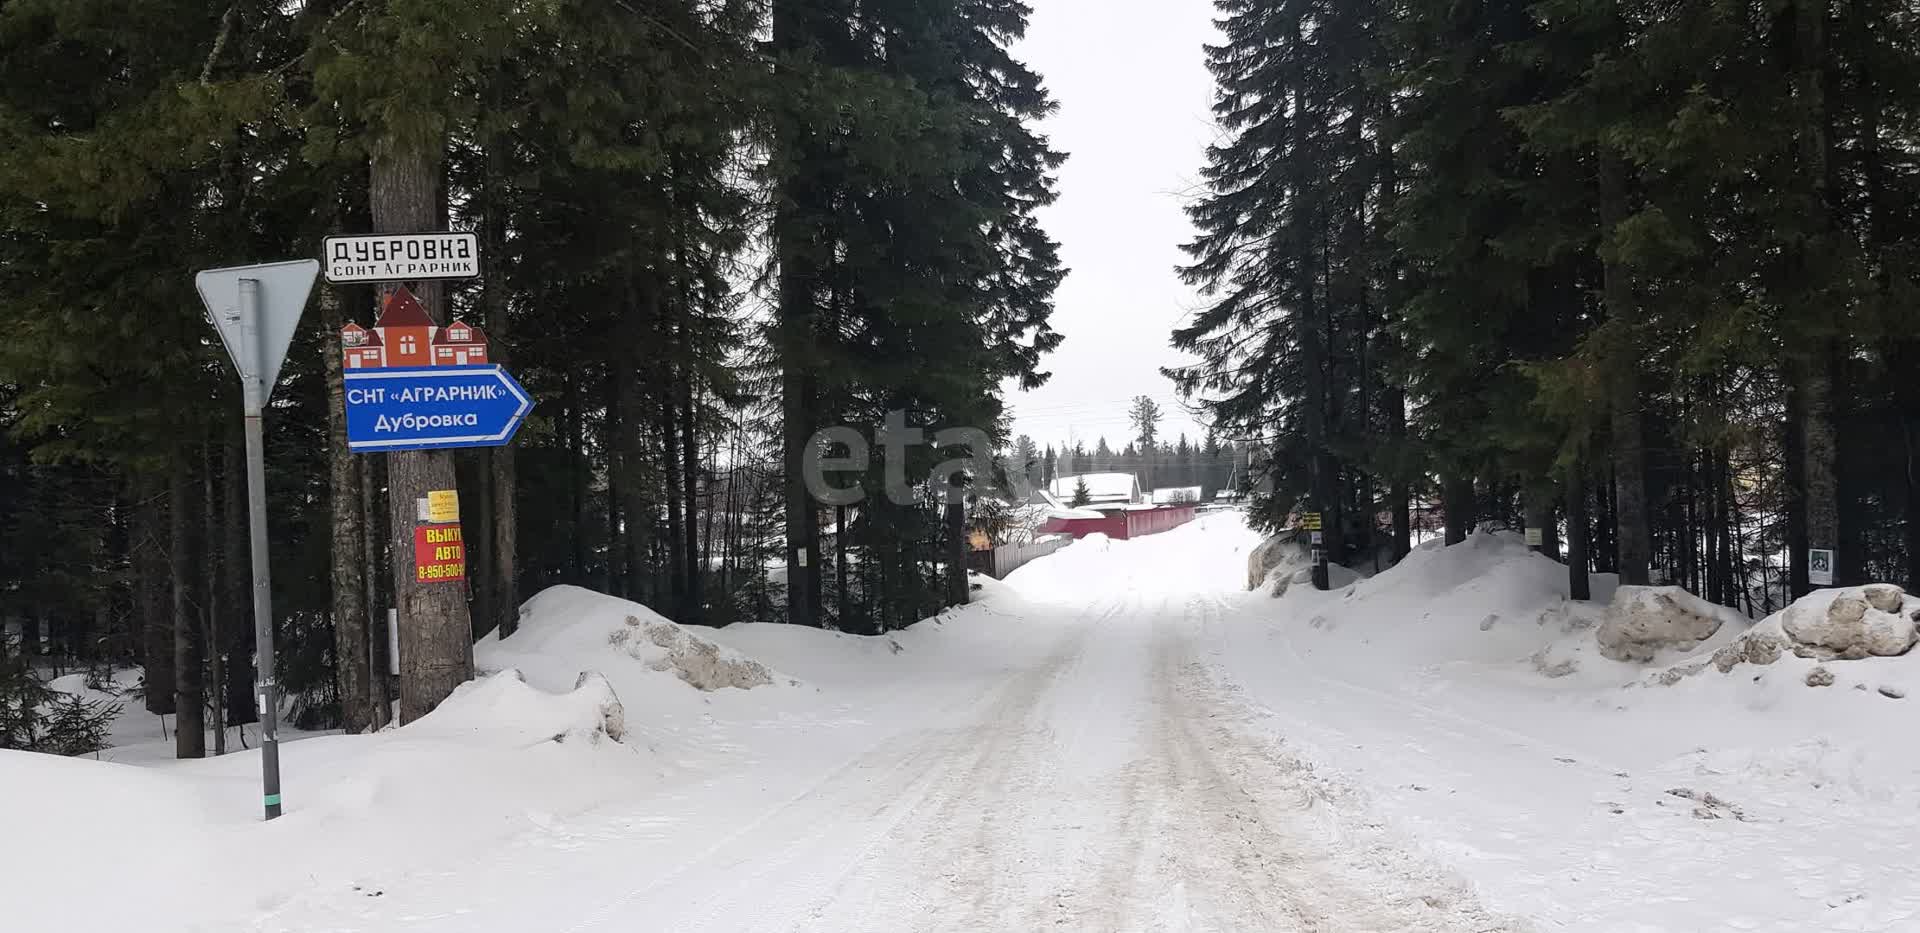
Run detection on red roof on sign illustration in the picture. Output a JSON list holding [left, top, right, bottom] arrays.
[[439, 320, 486, 345], [342, 285, 489, 371], [375, 287, 435, 328]]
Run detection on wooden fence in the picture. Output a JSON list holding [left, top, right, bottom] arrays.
[[966, 534, 1073, 580]]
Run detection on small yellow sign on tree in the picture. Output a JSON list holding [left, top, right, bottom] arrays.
[[1300, 512, 1322, 531], [427, 489, 460, 524]]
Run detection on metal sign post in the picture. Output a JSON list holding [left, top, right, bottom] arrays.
[[198, 259, 318, 821]]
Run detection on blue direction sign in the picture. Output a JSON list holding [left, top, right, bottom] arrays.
[[344, 365, 532, 453]]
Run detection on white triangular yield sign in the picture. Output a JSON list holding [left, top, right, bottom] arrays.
[[196, 259, 319, 411]]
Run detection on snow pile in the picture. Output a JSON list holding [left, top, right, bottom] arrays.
[[1780, 584, 1917, 659], [1265, 530, 1628, 677], [1246, 532, 1306, 591], [1643, 585, 1920, 699], [1219, 524, 1920, 930], [410, 669, 627, 744], [1598, 584, 1748, 662], [2, 658, 658, 930], [478, 585, 784, 700]]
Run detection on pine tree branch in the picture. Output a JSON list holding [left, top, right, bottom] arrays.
[[200, 5, 240, 85]]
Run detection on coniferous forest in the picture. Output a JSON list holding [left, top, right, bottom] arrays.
[[1173, 0, 1920, 613], [0, 0, 1063, 748], [3, 0, 1918, 759]]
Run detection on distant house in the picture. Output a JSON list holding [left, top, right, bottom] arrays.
[[341, 288, 490, 369], [1048, 472, 1142, 507], [1151, 486, 1202, 505]]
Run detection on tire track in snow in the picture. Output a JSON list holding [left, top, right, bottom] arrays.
[[567, 593, 1135, 933], [1138, 593, 1523, 932]]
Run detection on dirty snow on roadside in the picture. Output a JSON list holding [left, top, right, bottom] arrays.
[[8, 512, 1917, 932]]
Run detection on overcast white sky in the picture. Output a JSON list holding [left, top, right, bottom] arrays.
[[1005, 0, 1219, 454]]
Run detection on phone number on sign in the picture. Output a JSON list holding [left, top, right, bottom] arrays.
[[417, 562, 466, 582]]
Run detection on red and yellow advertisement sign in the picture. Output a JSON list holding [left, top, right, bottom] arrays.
[[414, 524, 466, 584]]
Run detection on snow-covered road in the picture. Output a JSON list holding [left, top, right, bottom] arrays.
[[591, 591, 1506, 933], [21, 513, 1918, 932], [252, 527, 1509, 933]]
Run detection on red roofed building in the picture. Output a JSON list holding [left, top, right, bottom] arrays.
[[342, 286, 489, 369], [432, 319, 489, 366]]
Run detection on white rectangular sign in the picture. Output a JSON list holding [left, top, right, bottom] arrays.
[[324, 233, 479, 284], [1808, 548, 1835, 586]]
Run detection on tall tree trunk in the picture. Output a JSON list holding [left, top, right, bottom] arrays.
[[945, 481, 968, 607], [482, 68, 518, 640], [1525, 484, 1556, 559], [1715, 447, 1735, 606], [681, 385, 701, 625], [1567, 458, 1592, 600], [773, 0, 823, 627], [224, 433, 255, 729], [1799, 351, 1839, 588], [617, 278, 657, 605], [362, 452, 391, 729], [323, 283, 371, 734], [1600, 151, 1652, 586], [1442, 474, 1474, 545], [371, 142, 472, 724], [467, 454, 494, 638], [1387, 386, 1411, 563], [133, 475, 174, 715], [661, 358, 687, 619], [170, 458, 204, 758], [834, 503, 849, 627], [202, 441, 225, 755], [563, 371, 588, 586], [1291, 72, 1333, 587], [1787, 0, 1839, 592], [1712, 451, 1728, 606], [1785, 379, 1811, 597]]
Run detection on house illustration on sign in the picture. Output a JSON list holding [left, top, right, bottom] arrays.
[[341, 286, 489, 369]]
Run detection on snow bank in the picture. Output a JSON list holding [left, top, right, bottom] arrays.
[[1263, 530, 1629, 678], [409, 669, 627, 744], [1218, 525, 1920, 930], [1641, 585, 1920, 700], [1598, 584, 1749, 663], [478, 585, 784, 701], [2, 658, 657, 930]]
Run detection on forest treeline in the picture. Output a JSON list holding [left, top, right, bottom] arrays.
[[0, 0, 1063, 751], [1174, 0, 1920, 610]]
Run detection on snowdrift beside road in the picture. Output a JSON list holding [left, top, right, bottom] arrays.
[[3, 660, 657, 931], [9, 586, 806, 931], [478, 585, 782, 700], [1218, 527, 1920, 931]]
